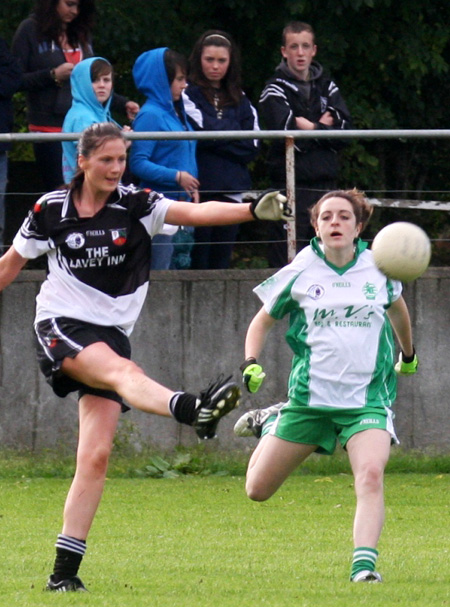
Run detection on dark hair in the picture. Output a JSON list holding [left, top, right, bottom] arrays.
[[33, 0, 96, 50], [71, 122, 126, 190], [163, 49, 188, 84], [188, 29, 242, 107], [282, 21, 315, 46], [309, 188, 374, 232], [90, 58, 113, 82]]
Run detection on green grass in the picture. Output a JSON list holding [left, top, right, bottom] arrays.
[[0, 453, 449, 606]]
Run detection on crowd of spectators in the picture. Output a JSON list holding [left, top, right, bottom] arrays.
[[2, 1, 351, 267]]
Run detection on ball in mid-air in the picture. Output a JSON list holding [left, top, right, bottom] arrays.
[[371, 222, 431, 282]]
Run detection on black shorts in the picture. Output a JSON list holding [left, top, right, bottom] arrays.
[[34, 317, 131, 411]]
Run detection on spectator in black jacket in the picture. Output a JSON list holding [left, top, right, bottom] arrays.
[[259, 21, 352, 267], [0, 37, 22, 254]]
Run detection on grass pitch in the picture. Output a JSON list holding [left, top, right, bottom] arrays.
[[0, 461, 449, 606]]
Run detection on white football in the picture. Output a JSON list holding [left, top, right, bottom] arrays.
[[371, 222, 431, 282]]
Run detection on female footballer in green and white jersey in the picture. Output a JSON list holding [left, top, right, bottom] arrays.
[[235, 188, 418, 583]]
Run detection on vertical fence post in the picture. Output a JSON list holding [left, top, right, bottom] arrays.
[[285, 136, 296, 263]]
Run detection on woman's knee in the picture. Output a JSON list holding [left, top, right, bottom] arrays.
[[77, 443, 112, 478], [109, 358, 145, 390], [245, 474, 274, 502], [354, 461, 385, 493]]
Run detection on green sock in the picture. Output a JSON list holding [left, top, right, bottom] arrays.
[[351, 547, 378, 579]]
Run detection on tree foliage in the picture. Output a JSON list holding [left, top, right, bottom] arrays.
[[2, 0, 450, 199]]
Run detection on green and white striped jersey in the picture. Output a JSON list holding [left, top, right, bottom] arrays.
[[254, 238, 403, 410]]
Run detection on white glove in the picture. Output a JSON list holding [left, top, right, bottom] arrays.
[[250, 190, 294, 221]]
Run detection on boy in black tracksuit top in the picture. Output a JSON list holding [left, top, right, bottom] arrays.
[[259, 21, 352, 267]]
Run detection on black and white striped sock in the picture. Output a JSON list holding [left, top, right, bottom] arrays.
[[169, 392, 199, 425], [52, 534, 86, 582]]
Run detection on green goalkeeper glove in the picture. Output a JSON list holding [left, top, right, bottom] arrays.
[[240, 358, 266, 393], [394, 349, 418, 375], [250, 190, 294, 222]]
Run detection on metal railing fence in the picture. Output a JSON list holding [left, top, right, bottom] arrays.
[[3, 129, 450, 261], [2, 128, 450, 143]]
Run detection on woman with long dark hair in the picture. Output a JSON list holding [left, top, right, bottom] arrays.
[[183, 30, 260, 269], [0, 121, 291, 591], [12, 0, 138, 190]]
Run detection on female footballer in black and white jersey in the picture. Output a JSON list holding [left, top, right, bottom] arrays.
[[0, 122, 292, 591]]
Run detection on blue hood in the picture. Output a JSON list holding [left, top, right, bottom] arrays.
[[130, 47, 197, 197], [132, 48, 173, 113], [62, 57, 116, 183], [65, 57, 114, 129]]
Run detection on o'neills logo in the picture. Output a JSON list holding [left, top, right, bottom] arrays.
[[66, 233, 85, 249]]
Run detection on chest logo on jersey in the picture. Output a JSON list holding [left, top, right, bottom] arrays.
[[313, 305, 375, 328], [66, 233, 85, 249], [307, 284, 325, 300], [363, 282, 378, 300], [110, 229, 127, 246], [86, 230, 106, 237]]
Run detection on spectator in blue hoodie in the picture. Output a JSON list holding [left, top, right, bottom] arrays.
[[62, 56, 131, 183], [130, 48, 198, 270]]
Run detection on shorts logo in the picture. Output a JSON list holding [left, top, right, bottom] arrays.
[[360, 418, 380, 425], [66, 233, 85, 249], [307, 284, 325, 300]]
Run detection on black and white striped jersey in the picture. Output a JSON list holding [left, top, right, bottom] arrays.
[[13, 183, 173, 335]]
